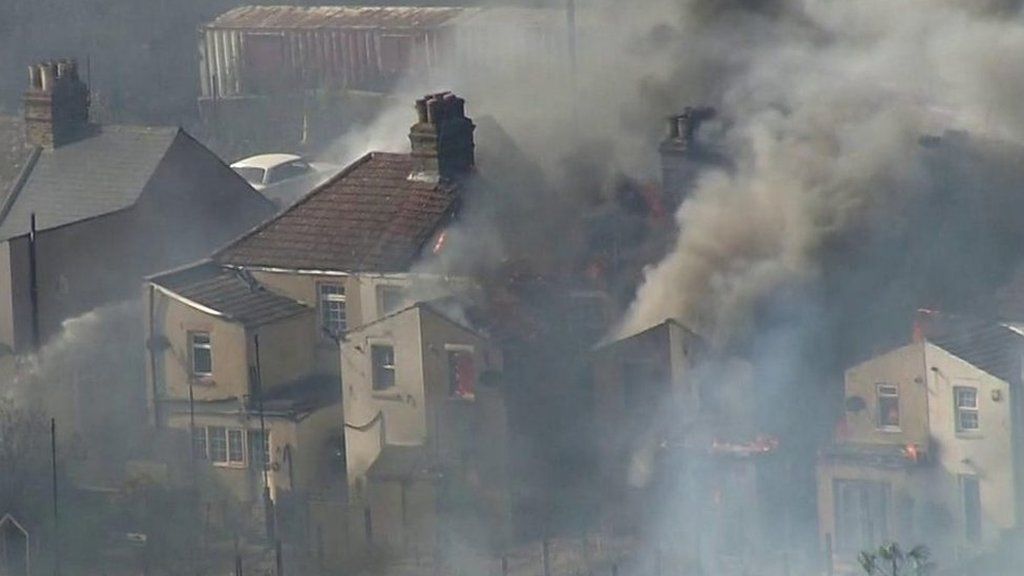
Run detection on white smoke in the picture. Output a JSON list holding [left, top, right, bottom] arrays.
[[620, 0, 1024, 344]]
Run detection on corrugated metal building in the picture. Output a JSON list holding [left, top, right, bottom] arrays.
[[198, 5, 569, 99]]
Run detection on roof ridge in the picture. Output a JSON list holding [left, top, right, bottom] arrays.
[[212, 151, 378, 264]]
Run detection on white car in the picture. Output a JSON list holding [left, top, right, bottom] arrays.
[[231, 154, 339, 207]]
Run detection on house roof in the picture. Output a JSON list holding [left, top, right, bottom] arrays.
[[366, 445, 435, 481], [595, 317, 703, 351], [209, 5, 471, 30], [0, 125, 180, 239], [215, 151, 458, 273], [258, 373, 341, 416], [150, 261, 310, 328], [919, 311, 1023, 384], [0, 115, 33, 203]]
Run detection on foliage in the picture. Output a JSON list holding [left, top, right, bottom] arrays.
[[859, 542, 934, 576]]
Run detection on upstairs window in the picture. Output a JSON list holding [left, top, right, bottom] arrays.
[[955, 386, 979, 432], [319, 283, 347, 336], [377, 285, 406, 316], [876, 384, 900, 430], [190, 332, 212, 377], [371, 345, 396, 390], [447, 348, 476, 400]]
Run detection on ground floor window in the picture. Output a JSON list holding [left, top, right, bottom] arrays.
[[834, 479, 890, 553], [200, 426, 248, 466]]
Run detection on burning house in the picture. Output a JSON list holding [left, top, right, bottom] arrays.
[[591, 319, 782, 573], [143, 91, 519, 559], [818, 314, 1024, 573]]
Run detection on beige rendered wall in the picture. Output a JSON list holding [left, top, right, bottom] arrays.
[[923, 342, 1017, 542], [842, 343, 930, 447], [293, 402, 346, 497], [150, 286, 250, 405], [251, 311, 316, 392], [342, 307, 426, 492]]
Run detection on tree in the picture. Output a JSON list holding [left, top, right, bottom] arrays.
[[859, 542, 933, 576]]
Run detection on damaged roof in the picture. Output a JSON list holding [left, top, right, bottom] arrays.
[[215, 151, 458, 273], [209, 5, 471, 30], [150, 261, 310, 327], [0, 125, 180, 239], [920, 312, 1023, 384]]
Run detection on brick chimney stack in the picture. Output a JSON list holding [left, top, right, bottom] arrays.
[[409, 92, 475, 182], [23, 59, 91, 149], [659, 106, 716, 210]]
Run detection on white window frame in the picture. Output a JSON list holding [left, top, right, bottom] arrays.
[[206, 426, 247, 468], [876, 383, 900, 431], [192, 426, 209, 460], [318, 283, 347, 337], [189, 331, 213, 378], [370, 342, 397, 391], [444, 344, 476, 400], [955, 386, 980, 433], [376, 284, 406, 317]]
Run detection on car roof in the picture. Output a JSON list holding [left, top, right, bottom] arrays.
[[231, 153, 304, 170]]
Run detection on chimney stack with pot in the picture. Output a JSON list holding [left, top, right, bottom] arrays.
[[23, 59, 91, 149], [409, 92, 475, 182], [659, 106, 717, 210]]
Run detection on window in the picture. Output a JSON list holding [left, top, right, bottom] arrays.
[[190, 332, 212, 377], [248, 430, 270, 470], [207, 426, 245, 466], [228, 430, 244, 463], [268, 160, 311, 184], [377, 285, 406, 316], [447, 349, 476, 400], [233, 167, 266, 186], [209, 426, 228, 463], [319, 283, 347, 336], [834, 479, 890, 552], [371, 345, 396, 390], [876, 384, 900, 430], [961, 475, 981, 543], [955, 386, 979, 432], [191, 427, 208, 460]]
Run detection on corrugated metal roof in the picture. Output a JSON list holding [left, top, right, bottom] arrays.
[[151, 261, 311, 327], [0, 125, 179, 239], [215, 151, 458, 273], [208, 5, 475, 30]]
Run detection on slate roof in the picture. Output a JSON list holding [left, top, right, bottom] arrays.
[[0, 115, 33, 203], [0, 125, 180, 239], [920, 312, 1023, 384], [215, 151, 458, 273], [150, 261, 310, 328]]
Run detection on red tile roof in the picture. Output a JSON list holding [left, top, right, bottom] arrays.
[[215, 152, 458, 273]]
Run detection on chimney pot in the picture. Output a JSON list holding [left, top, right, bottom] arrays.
[[28, 66, 40, 91], [24, 57, 91, 149], [39, 63, 56, 93], [408, 92, 475, 182]]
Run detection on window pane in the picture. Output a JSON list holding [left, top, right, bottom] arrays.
[[319, 284, 347, 335], [248, 430, 270, 469], [960, 411, 979, 431], [372, 345, 396, 390], [192, 427, 208, 460], [962, 476, 981, 543], [209, 427, 227, 463], [379, 286, 405, 316], [228, 429, 244, 463], [448, 350, 476, 400], [877, 384, 899, 428], [191, 332, 212, 376]]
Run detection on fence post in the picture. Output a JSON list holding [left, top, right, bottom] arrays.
[[611, 563, 618, 576], [364, 507, 373, 547], [825, 533, 834, 576], [502, 555, 509, 576]]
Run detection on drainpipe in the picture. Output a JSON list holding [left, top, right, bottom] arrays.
[[29, 213, 40, 350]]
